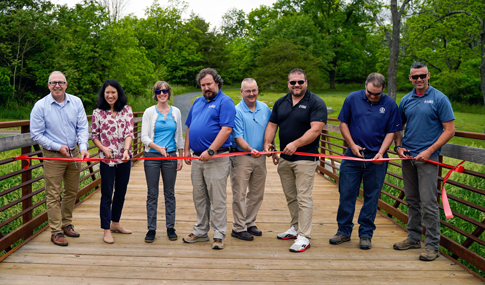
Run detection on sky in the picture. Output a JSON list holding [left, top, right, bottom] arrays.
[[53, 0, 277, 28]]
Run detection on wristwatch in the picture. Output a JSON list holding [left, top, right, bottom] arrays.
[[207, 148, 215, 155], [394, 145, 402, 152]]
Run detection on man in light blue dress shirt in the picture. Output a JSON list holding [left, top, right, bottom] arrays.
[[229, 78, 278, 241], [30, 71, 90, 246]]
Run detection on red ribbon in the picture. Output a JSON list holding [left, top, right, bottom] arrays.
[[424, 160, 465, 219], [14, 151, 465, 219]]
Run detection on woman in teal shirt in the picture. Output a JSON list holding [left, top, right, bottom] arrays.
[[141, 81, 184, 243]]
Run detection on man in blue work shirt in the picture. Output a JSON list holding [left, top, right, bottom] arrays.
[[229, 78, 277, 241], [183, 68, 236, 250], [30, 71, 90, 246], [329, 73, 402, 250], [393, 62, 455, 261]]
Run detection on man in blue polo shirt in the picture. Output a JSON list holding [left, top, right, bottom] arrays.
[[229, 78, 277, 241], [329, 73, 402, 250], [183, 68, 236, 250], [393, 62, 455, 261], [264, 68, 327, 252]]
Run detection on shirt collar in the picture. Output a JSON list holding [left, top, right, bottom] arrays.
[[412, 84, 432, 97], [240, 99, 261, 113], [47, 92, 70, 105], [205, 89, 222, 103]]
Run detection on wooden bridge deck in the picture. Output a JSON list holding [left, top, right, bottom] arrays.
[[0, 159, 481, 284]]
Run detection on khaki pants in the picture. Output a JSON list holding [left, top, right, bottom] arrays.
[[230, 155, 266, 232], [277, 158, 318, 239], [190, 156, 230, 240], [43, 149, 81, 234]]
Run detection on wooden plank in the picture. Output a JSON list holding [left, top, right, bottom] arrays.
[[441, 143, 485, 165]]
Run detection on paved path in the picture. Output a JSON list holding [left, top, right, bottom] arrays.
[[173, 91, 200, 134]]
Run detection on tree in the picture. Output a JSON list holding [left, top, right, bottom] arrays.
[[254, 40, 324, 91], [366, 0, 413, 100], [301, 0, 374, 88], [134, 0, 203, 84], [97, 0, 131, 22], [0, 0, 56, 101], [221, 8, 247, 40]]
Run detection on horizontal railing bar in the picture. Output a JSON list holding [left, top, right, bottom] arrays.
[[0, 176, 44, 198], [440, 220, 485, 247], [0, 199, 46, 229], [0, 187, 45, 213]]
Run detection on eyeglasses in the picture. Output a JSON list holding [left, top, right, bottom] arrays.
[[155, 89, 169, 95], [366, 89, 382, 96], [243, 89, 258, 94], [49, 81, 66, 86], [289, 80, 305, 85], [410, 73, 428, 80]]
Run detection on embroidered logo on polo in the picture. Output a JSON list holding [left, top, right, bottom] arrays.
[[208, 104, 216, 108], [379, 107, 385, 114], [424, 100, 434, 104], [299, 105, 307, 109]]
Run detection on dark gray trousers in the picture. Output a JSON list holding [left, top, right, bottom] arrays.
[[402, 157, 440, 250], [144, 152, 177, 230]]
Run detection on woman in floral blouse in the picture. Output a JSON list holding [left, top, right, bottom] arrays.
[[141, 81, 184, 243], [91, 79, 134, 244]]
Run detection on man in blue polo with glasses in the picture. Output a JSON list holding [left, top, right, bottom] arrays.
[[229, 78, 277, 242], [329, 73, 402, 250], [393, 62, 455, 261], [264, 68, 327, 252]]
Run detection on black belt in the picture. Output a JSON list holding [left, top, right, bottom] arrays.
[[193, 147, 230, 156]]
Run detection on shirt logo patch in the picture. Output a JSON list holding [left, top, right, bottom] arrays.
[[379, 107, 385, 114], [299, 105, 307, 109], [208, 104, 216, 108], [424, 100, 434, 104], [262, 115, 267, 120]]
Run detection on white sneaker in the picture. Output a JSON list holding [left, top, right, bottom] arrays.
[[276, 226, 298, 240], [289, 235, 310, 252]]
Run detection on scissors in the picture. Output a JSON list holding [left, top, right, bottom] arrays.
[[68, 148, 78, 169]]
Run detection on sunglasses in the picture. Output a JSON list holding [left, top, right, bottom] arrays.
[[155, 89, 169, 95], [366, 89, 382, 96], [410, 73, 428, 80], [289, 80, 306, 85]]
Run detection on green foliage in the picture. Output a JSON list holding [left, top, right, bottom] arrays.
[[254, 40, 325, 91], [432, 60, 482, 104], [0, 67, 14, 106]]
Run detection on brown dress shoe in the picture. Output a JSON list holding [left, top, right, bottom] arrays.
[[247, 226, 262, 236], [62, 224, 80, 237], [231, 230, 254, 241], [51, 233, 68, 246]]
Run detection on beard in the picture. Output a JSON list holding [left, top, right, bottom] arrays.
[[203, 90, 217, 100], [290, 87, 306, 97]]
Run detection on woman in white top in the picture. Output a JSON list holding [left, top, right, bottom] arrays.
[[141, 81, 183, 243]]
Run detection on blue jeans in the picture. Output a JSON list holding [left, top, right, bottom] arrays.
[[336, 148, 389, 238]]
